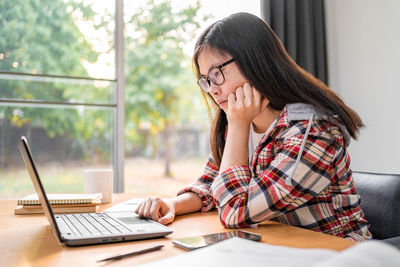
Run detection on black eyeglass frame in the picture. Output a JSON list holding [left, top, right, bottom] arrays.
[[197, 58, 235, 93]]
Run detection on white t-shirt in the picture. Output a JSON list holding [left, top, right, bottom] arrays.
[[249, 120, 277, 160]]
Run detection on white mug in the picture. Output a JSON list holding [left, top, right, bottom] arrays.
[[84, 169, 113, 203]]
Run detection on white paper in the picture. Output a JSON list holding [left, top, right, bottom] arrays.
[[104, 198, 144, 213], [313, 240, 400, 267], [139, 237, 337, 267], [139, 237, 400, 267]]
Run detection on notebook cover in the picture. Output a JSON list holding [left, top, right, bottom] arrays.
[[14, 204, 99, 215]]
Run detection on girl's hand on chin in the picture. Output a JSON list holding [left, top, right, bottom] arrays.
[[226, 83, 269, 126]]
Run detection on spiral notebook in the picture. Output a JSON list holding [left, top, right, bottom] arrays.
[[15, 193, 103, 214], [17, 193, 103, 206]]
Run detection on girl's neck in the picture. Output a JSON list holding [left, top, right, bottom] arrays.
[[252, 108, 281, 134]]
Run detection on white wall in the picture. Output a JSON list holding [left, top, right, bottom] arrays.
[[325, 0, 400, 174]]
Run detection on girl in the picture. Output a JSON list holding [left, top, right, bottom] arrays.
[[136, 12, 372, 241]]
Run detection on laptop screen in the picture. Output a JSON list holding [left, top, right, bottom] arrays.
[[18, 136, 63, 243]]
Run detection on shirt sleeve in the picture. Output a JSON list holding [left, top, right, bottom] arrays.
[[177, 154, 219, 211], [210, 132, 337, 228]]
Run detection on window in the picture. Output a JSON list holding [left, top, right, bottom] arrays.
[[0, 0, 260, 199], [0, 0, 118, 198]]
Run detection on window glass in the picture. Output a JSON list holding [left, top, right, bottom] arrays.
[[0, 104, 114, 198], [0, 0, 115, 79], [123, 0, 260, 196], [0, 0, 116, 199], [0, 74, 114, 103]]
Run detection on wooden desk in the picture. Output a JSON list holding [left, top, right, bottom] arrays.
[[0, 193, 355, 266]]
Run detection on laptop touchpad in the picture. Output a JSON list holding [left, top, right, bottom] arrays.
[[117, 216, 151, 224]]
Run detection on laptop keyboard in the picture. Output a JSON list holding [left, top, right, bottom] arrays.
[[59, 213, 133, 237]]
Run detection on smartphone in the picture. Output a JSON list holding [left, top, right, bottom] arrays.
[[172, 230, 262, 251]]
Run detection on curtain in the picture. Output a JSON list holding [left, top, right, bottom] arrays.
[[260, 0, 328, 84]]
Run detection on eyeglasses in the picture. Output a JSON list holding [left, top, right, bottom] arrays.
[[197, 58, 235, 93]]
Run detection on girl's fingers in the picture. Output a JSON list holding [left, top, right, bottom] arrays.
[[137, 200, 146, 216], [158, 211, 174, 225], [228, 92, 236, 106], [134, 202, 142, 214], [252, 86, 261, 102], [235, 86, 244, 105], [242, 83, 253, 106], [226, 83, 268, 124], [135, 197, 175, 224], [143, 198, 153, 218], [243, 83, 253, 98], [149, 198, 163, 221]]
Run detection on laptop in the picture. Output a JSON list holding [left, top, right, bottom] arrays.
[[18, 136, 172, 246]]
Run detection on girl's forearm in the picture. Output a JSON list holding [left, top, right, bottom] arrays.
[[219, 123, 250, 172], [170, 192, 203, 215]]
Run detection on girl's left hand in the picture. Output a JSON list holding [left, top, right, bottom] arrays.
[[226, 83, 269, 126]]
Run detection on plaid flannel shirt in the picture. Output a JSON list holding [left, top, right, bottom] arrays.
[[178, 103, 372, 242]]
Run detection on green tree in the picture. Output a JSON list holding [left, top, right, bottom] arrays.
[[0, 0, 101, 167], [0, 0, 210, 174], [124, 0, 208, 175]]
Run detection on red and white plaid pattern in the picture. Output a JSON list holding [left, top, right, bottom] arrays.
[[178, 105, 372, 241]]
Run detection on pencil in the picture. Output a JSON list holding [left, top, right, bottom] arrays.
[[96, 244, 164, 262]]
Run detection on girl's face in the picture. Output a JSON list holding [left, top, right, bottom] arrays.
[[197, 48, 249, 111]]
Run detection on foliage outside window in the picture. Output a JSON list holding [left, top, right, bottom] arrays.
[[0, 0, 211, 198], [124, 0, 209, 175]]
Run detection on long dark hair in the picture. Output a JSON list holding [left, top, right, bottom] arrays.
[[193, 12, 364, 167]]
